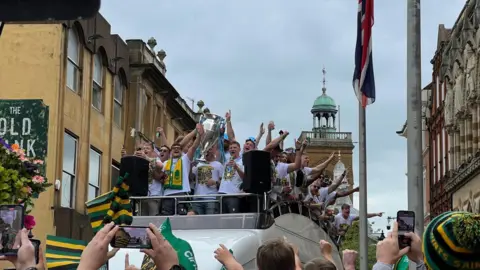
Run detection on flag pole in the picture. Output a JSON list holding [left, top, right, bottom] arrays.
[[358, 103, 369, 270], [406, 0, 424, 240]]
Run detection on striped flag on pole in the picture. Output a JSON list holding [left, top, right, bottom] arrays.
[[353, 0, 376, 107]]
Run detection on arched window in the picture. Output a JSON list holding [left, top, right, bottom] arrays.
[[113, 75, 125, 127], [66, 27, 81, 92], [92, 53, 104, 111]]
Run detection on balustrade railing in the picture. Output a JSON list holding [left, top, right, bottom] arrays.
[[301, 131, 353, 141]]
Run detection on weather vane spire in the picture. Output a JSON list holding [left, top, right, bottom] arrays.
[[322, 66, 327, 94]]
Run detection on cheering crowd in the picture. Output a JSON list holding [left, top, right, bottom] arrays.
[[122, 110, 383, 240]]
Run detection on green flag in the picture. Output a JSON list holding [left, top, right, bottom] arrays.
[[393, 255, 409, 270], [141, 218, 197, 270], [220, 249, 234, 270]]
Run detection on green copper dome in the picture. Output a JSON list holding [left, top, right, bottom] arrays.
[[312, 88, 336, 112]]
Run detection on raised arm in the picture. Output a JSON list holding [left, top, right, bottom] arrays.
[[254, 123, 265, 149], [178, 129, 196, 148], [187, 124, 203, 161], [155, 127, 168, 146], [311, 152, 335, 175], [264, 130, 289, 152], [265, 121, 274, 145], [327, 169, 347, 194], [225, 110, 236, 141], [287, 139, 307, 173], [353, 212, 383, 221]]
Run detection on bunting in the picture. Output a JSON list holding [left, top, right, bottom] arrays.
[[45, 235, 86, 270]]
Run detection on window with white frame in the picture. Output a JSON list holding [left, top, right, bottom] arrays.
[[67, 28, 81, 92], [88, 148, 101, 201], [113, 75, 124, 127], [62, 132, 77, 208], [111, 162, 120, 189], [92, 53, 103, 111]]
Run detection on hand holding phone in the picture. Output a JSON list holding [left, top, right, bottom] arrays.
[[0, 205, 25, 256], [396, 210, 415, 249], [110, 226, 152, 249], [30, 239, 40, 264]]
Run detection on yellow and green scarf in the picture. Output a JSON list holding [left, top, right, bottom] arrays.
[[164, 158, 183, 190]]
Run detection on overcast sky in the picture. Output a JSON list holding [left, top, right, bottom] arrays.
[[100, 0, 465, 231]]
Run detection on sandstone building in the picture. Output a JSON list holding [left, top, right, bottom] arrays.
[[0, 14, 198, 246]]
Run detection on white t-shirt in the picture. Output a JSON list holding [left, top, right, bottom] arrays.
[[303, 167, 313, 176], [162, 154, 192, 196], [192, 161, 223, 199], [270, 162, 289, 201], [149, 158, 164, 196], [334, 213, 358, 230], [219, 156, 243, 194]]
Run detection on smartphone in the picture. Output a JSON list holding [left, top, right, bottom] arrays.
[[110, 226, 152, 249], [31, 239, 40, 264], [397, 210, 415, 249], [0, 205, 25, 256]]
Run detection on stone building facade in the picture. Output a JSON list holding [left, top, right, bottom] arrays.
[[434, 0, 480, 214], [0, 15, 199, 247]]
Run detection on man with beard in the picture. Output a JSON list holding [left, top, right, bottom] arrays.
[[161, 124, 204, 216]]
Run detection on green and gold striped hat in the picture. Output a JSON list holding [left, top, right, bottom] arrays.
[[86, 173, 132, 233], [423, 211, 480, 270]]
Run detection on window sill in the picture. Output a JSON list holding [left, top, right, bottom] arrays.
[[91, 105, 103, 114], [66, 86, 80, 95]]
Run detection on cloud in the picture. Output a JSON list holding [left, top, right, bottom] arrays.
[[99, 0, 465, 232]]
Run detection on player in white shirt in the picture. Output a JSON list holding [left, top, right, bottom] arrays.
[[270, 136, 307, 202], [218, 141, 244, 213], [334, 204, 383, 235], [161, 124, 203, 216], [191, 148, 223, 215]]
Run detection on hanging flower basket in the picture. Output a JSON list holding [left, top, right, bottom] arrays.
[[0, 137, 52, 229]]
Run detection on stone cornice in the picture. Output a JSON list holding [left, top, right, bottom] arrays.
[[446, 151, 480, 192]]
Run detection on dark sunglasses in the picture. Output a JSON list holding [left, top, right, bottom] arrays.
[[160, 149, 169, 153]]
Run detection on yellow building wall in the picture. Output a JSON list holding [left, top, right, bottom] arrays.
[[0, 24, 65, 260], [306, 147, 355, 187]]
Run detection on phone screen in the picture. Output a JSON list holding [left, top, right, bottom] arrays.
[[110, 226, 152, 249], [31, 239, 40, 264], [397, 210, 415, 249], [0, 205, 25, 256]]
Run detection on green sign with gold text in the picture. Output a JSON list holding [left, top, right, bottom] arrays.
[[0, 99, 49, 159]]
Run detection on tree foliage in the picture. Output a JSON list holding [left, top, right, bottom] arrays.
[[340, 221, 377, 269]]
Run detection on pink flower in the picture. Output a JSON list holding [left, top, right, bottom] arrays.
[[33, 159, 44, 165], [32, 175, 45, 184], [24, 215, 36, 230], [19, 154, 27, 161]]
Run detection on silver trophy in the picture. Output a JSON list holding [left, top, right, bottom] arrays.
[[197, 113, 224, 163]]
